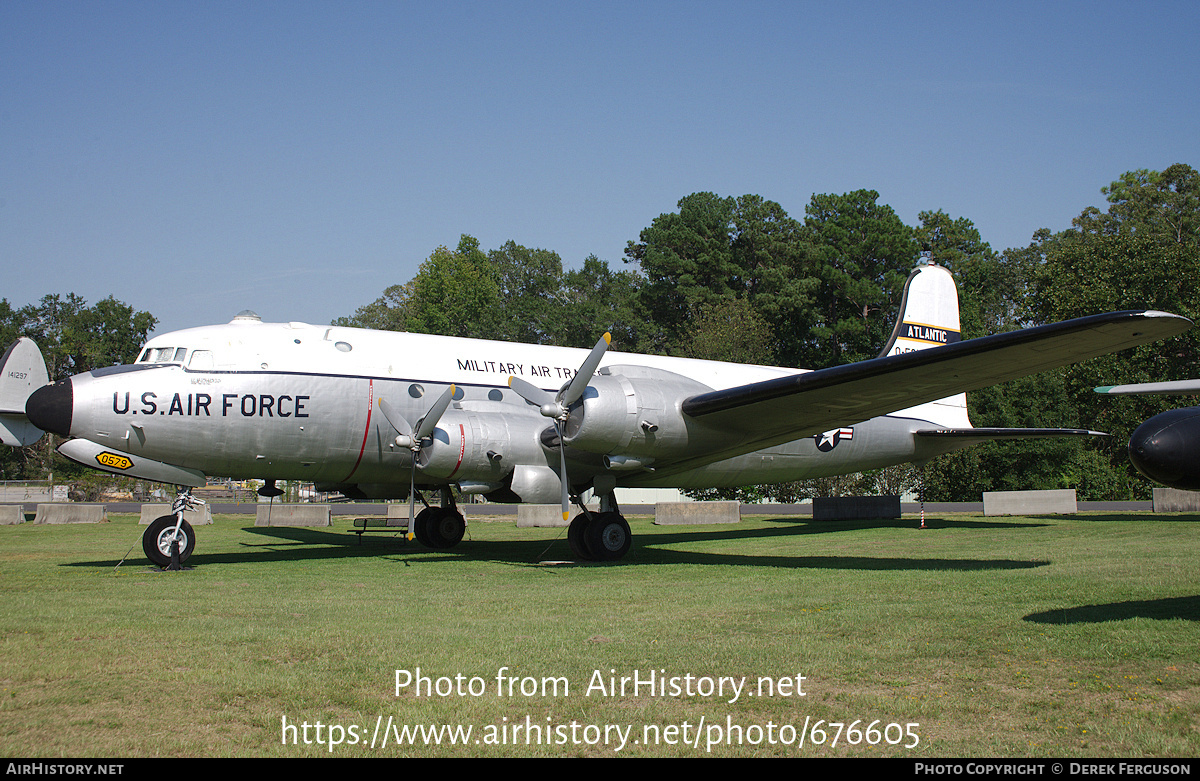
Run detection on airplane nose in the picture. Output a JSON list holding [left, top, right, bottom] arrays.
[[1128, 406, 1200, 490], [25, 379, 73, 437]]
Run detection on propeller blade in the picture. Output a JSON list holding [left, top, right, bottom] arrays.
[[562, 332, 610, 407], [415, 384, 456, 441], [381, 387, 454, 541], [509, 376, 559, 416], [378, 397, 413, 437], [556, 423, 570, 521], [511, 333, 609, 523], [408, 468, 416, 540]]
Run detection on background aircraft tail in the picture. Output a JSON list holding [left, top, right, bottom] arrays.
[[0, 337, 49, 447]]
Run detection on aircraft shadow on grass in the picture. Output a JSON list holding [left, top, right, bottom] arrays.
[[1025, 596, 1200, 624], [68, 516, 1051, 573]]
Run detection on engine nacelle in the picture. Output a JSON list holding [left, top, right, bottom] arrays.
[[415, 407, 546, 482], [561, 365, 713, 458]]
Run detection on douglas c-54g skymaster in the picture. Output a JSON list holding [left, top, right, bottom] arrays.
[[0, 262, 1191, 565]]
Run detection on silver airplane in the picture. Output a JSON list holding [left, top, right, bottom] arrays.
[[1, 262, 1191, 565], [1095, 380, 1200, 489]]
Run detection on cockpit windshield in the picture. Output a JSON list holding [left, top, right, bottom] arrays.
[[138, 347, 187, 364]]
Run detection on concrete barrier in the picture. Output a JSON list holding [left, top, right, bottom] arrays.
[[812, 496, 901, 521], [33, 504, 108, 524], [983, 489, 1077, 516], [254, 504, 332, 527], [0, 505, 27, 525], [654, 501, 740, 525], [380, 504, 413, 527], [517, 505, 571, 527], [139, 503, 214, 525], [1152, 487, 1200, 512]]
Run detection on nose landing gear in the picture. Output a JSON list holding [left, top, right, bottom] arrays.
[[143, 488, 205, 569]]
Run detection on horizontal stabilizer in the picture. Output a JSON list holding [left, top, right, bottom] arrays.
[[1095, 379, 1200, 396], [916, 428, 1106, 442], [0, 414, 44, 448], [0, 337, 50, 447]]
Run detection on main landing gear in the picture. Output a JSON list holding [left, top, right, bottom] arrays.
[[567, 492, 631, 562], [410, 488, 466, 550]]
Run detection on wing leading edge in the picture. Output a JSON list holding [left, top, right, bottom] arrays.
[[673, 310, 1190, 470]]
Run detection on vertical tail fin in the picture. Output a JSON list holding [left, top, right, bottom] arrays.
[[881, 261, 970, 428], [878, 261, 962, 358]]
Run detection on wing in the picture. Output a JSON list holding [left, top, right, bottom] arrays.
[[665, 310, 1189, 472]]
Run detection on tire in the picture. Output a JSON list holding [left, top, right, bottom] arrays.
[[412, 506, 435, 547], [568, 514, 594, 561], [423, 508, 465, 549], [583, 512, 631, 562], [143, 515, 195, 568]]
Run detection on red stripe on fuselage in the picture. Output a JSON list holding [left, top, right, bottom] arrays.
[[342, 379, 374, 482], [447, 423, 466, 479]]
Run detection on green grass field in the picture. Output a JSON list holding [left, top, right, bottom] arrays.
[[1, 510, 1197, 758]]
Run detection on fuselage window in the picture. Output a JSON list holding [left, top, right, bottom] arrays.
[[173, 348, 187, 363]]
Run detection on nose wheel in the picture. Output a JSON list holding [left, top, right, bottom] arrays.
[[143, 488, 204, 569], [143, 515, 195, 568]]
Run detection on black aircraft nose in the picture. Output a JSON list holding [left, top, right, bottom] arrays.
[[1128, 406, 1200, 490], [25, 379, 73, 437]]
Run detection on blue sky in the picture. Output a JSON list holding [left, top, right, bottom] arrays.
[[3, 1, 1197, 337]]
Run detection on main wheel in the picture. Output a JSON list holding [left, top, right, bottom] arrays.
[[143, 515, 195, 568], [412, 506, 436, 547], [422, 508, 465, 549], [583, 512, 631, 562], [568, 514, 594, 561]]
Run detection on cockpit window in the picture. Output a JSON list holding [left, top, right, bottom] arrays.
[[138, 347, 186, 364], [188, 350, 214, 370]]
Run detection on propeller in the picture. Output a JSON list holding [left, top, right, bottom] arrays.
[[378, 384, 457, 538], [509, 333, 610, 520]]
